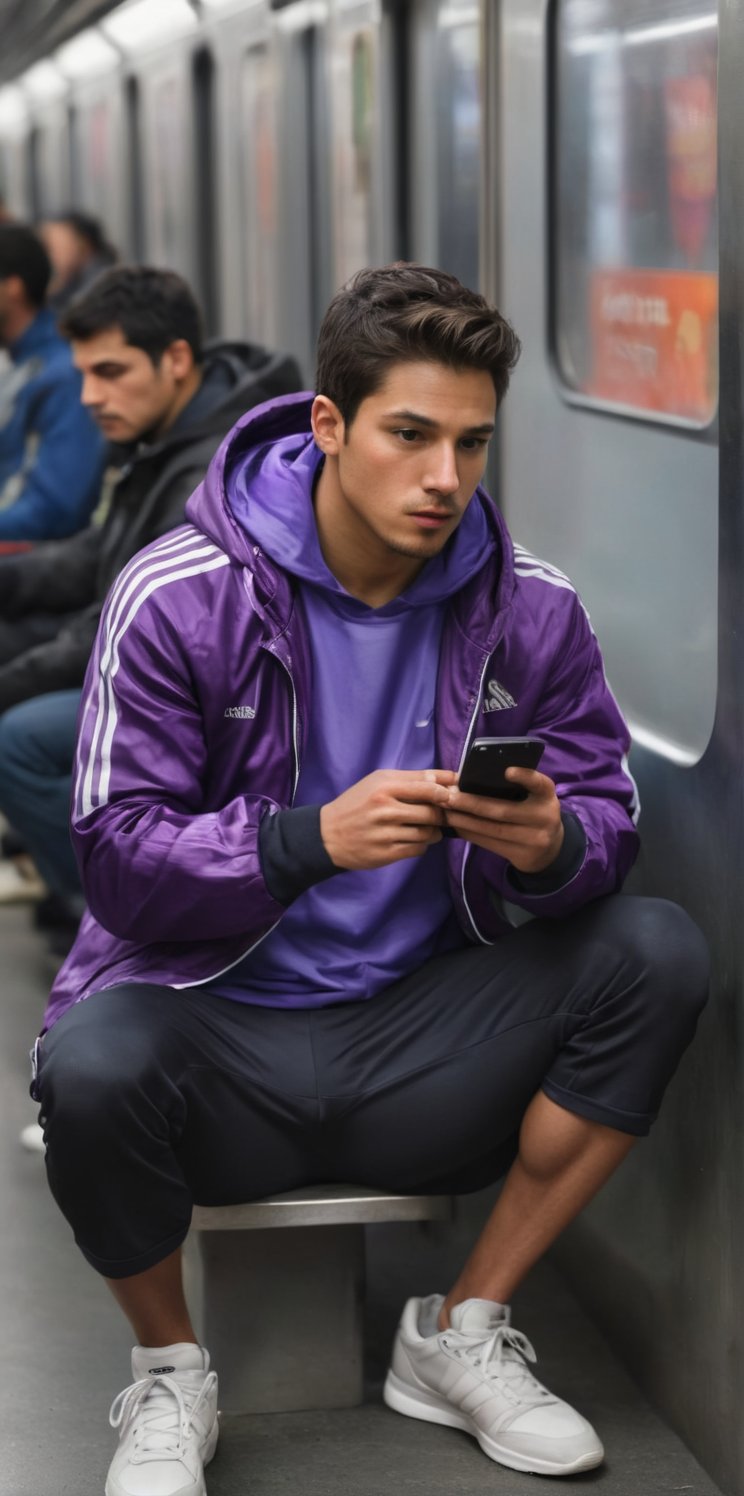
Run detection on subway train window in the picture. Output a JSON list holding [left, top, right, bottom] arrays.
[[240, 45, 279, 347], [554, 0, 718, 426], [410, 0, 481, 289]]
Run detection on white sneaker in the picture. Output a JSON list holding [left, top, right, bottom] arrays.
[[106, 1343, 219, 1496], [384, 1295, 604, 1477], [19, 1121, 45, 1153], [0, 855, 46, 904]]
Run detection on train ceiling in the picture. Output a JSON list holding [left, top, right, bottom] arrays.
[[0, 0, 121, 85]]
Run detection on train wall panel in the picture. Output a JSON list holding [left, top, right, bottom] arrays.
[[492, 4, 744, 1493]]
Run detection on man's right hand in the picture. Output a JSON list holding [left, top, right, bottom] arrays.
[[320, 769, 457, 870]]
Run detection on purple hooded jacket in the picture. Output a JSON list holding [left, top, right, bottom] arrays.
[[44, 393, 639, 1031]]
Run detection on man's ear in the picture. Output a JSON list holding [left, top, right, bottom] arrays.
[[166, 339, 195, 383], [311, 394, 346, 456]]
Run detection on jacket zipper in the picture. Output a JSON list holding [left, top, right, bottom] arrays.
[[457, 652, 495, 946]]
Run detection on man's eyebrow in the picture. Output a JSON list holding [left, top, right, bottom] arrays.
[[386, 408, 495, 435]]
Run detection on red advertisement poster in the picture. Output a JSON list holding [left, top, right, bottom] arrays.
[[587, 268, 718, 423]]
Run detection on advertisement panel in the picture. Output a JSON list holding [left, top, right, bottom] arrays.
[[587, 268, 718, 423]]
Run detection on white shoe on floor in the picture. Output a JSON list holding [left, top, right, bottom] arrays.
[[0, 855, 46, 904], [106, 1343, 219, 1496], [19, 1121, 45, 1153], [384, 1295, 604, 1477]]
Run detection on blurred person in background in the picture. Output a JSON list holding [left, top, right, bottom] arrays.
[[0, 223, 106, 543], [39, 210, 118, 314], [0, 264, 302, 926]]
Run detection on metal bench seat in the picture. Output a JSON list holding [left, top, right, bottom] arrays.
[[187, 1185, 453, 1414]]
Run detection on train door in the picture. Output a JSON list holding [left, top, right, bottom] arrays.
[[269, 1, 332, 381], [237, 39, 281, 352], [69, 86, 127, 251], [16, 64, 71, 217], [0, 87, 32, 219], [139, 63, 195, 283], [327, 0, 398, 287], [488, 3, 742, 1491], [407, 0, 482, 289]]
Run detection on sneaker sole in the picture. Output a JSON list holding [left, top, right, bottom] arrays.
[[104, 1413, 219, 1496], [383, 1371, 604, 1477]]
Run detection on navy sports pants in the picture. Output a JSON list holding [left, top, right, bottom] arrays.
[[36, 895, 708, 1278]]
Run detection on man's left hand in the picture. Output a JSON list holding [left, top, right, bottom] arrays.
[[444, 768, 565, 874]]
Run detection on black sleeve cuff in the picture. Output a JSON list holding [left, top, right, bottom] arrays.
[[506, 811, 587, 897], [258, 804, 340, 906]]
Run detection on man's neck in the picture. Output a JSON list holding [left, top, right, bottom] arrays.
[[313, 461, 426, 608], [152, 365, 204, 441]]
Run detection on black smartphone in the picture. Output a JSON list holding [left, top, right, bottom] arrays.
[[458, 737, 545, 802]]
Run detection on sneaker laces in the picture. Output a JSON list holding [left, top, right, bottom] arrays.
[[109, 1370, 217, 1463], [459, 1324, 556, 1406]]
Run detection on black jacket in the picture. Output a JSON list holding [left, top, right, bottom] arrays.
[[0, 340, 302, 710]]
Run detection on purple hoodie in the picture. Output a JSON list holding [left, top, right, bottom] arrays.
[[44, 393, 639, 1031]]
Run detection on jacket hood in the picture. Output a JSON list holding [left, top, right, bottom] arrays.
[[130, 341, 303, 464], [187, 391, 518, 627]]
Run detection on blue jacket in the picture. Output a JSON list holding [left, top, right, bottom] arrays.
[[0, 308, 105, 540]]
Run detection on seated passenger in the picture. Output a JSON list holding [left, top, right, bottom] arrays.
[[0, 224, 106, 542], [35, 264, 709, 1495], [38, 210, 117, 315], [0, 264, 302, 712], [0, 690, 83, 930]]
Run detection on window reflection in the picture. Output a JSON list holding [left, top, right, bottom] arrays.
[[555, 0, 718, 425]]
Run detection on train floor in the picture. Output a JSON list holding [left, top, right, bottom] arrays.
[[1, 904, 723, 1496]]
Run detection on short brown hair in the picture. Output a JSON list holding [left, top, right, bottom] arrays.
[[315, 263, 521, 426]]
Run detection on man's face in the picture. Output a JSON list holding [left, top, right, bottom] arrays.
[[71, 326, 188, 444], [313, 361, 497, 565], [40, 222, 88, 295]]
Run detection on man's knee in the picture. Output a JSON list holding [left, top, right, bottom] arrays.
[[596, 895, 709, 1032], [39, 992, 173, 1133]]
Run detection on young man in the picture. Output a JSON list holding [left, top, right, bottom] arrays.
[[0, 265, 301, 913], [0, 223, 105, 541], [35, 264, 708, 1495], [0, 264, 302, 710]]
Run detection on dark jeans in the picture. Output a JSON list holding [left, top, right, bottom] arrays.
[[36, 895, 709, 1279], [0, 690, 82, 899]]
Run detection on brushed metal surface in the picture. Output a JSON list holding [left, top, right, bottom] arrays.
[[192, 1185, 454, 1230], [490, 3, 743, 1491]]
